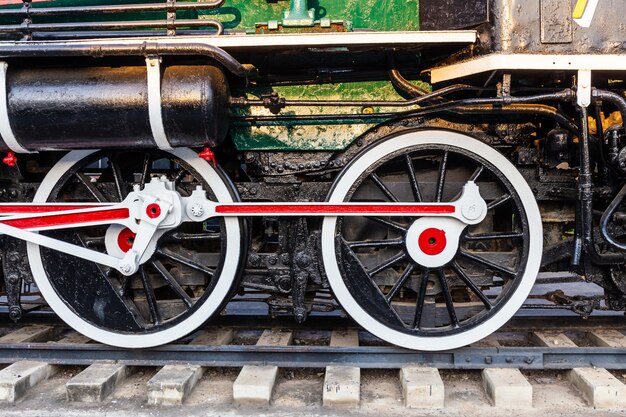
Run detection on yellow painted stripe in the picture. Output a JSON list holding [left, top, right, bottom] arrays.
[[573, 0, 588, 19]]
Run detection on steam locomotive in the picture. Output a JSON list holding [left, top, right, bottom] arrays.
[[0, 0, 624, 351]]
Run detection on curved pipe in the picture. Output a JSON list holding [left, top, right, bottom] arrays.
[[600, 183, 626, 251], [0, 41, 255, 78], [455, 104, 580, 135], [592, 89, 626, 126], [388, 68, 430, 98]]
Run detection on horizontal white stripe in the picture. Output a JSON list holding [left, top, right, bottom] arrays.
[[431, 53, 626, 83]]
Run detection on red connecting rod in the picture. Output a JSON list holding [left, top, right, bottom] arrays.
[[0, 202, 457, 230]]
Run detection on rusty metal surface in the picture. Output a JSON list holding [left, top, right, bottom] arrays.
[[420, 0, 488, 30], [485, 0, 626, 54], [540, 0, 573, 44]]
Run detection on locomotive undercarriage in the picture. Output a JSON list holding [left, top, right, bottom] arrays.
[[2, 89, 626, 350]]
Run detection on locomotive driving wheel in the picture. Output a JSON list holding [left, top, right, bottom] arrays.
[[321, 130, 542, 350], [26, 148, 244, 348]]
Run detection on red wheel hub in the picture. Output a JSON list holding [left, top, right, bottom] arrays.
[[146, 203, 161, 219], [117, 227, 136, 253], [418, 228, 447, 256]]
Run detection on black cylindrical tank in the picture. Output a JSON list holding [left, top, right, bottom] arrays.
[[1, 63, 230, 152]]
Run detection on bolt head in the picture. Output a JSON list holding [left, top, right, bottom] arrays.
[[190, 203, 204, 217], [462, 201, 482, 221]]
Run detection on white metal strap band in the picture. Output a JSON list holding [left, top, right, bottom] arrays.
[[0, 62, 30, 154], [146, 56, 173, 151], [577, 69, 592, 108]]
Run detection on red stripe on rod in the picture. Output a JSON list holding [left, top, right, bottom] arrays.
[[0, 208, 129, 230], [215, 204, 456, 215], [0, 204, 104, 215]]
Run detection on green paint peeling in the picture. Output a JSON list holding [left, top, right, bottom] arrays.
[[218, 1, 424, 151], [231, 79, 430, 151]]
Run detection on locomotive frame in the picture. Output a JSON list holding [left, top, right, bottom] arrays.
[[0, 0, 624, 351]]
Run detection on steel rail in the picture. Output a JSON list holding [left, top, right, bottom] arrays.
[[0, 342, 623, 370], [4, 312, 624, 330]]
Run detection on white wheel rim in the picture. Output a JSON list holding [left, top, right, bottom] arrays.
[[27, 148, 241, 348], [321, 130, 543, 351]]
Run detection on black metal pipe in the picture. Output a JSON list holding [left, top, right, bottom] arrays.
[[600, 183, 626, 251], [0, 42, 255, 78], [455, 104, 580, 135], [5, 29, 231, 40], [386, 53, 429, 98], [232, 91, 578, 128], [0, 19, 224, 34], [592, 89, 626, 126], [0, 19, 224, 35], [576, 106, 626, 265], [388, 67, 430, 98], [0, 1, 226, 17]]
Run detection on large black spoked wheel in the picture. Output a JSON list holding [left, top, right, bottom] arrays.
[[321, 130, 542, 350], [27, 148, 244, 348]]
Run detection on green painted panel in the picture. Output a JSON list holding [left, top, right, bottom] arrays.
[[205, 0, 420, 31], [1, 1, 419, 31]]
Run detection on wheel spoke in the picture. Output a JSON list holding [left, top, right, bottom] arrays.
[[464, 231, 524, 241], [385, 263, 415, 303], [366, 216, 408, 233], [75, 173, 107, 202], [70, 231, 146, 328], [174, 168, 186, 185], [436, 268, 459, 327], [79, 234, 105, 248], [150, 260, 193, 308], [157, 248, 215, 277], [412, 268, 430, 329], [451, 261, 493, 309], [140, 153, 151, 189], [469, 165, 484, 182], [119, 273, 132, 298], [435, 151, 449, 202], [370, 172, 399, 202], [139, 265, 162, 325], [487, 193, 512, 210], [347, 238, 404, 249], [169, 232, 222, 242], [339, 237, 406, 326], [367, 252, 406, 277], [109, 155, 126, 201], [458, 250, 517, 278], [404, 154, 422, 202]]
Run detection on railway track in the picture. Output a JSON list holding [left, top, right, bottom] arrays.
[[0, 314, 623, 414], [0, 316, 624, 370]]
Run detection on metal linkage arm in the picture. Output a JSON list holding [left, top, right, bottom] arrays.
[[0, 180, 487, 276]]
